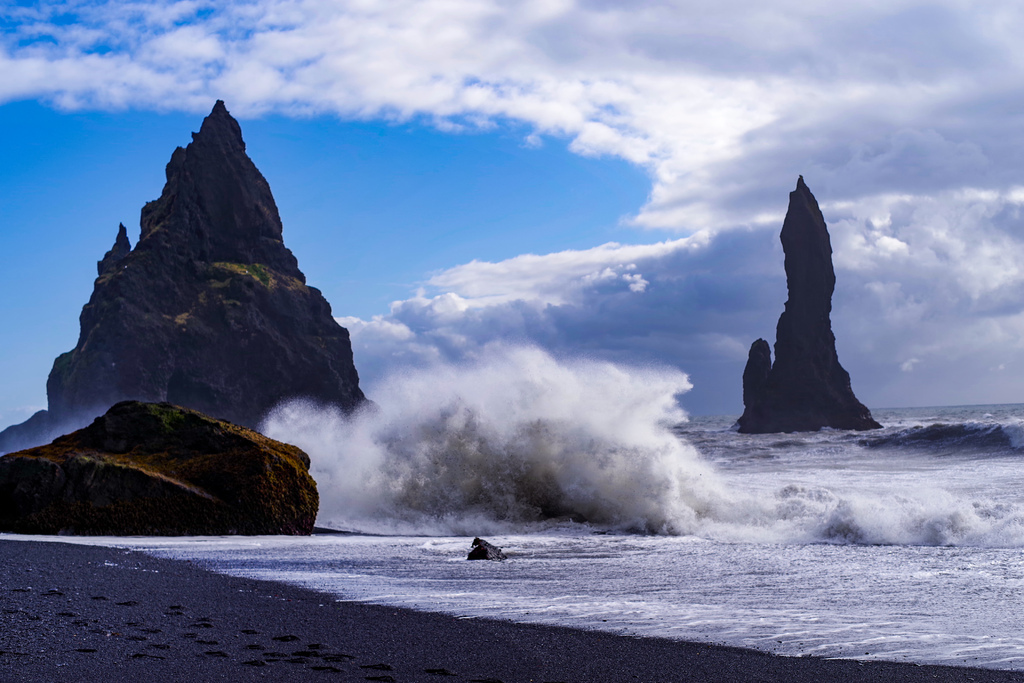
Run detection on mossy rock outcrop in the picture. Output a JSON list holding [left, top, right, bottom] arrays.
[[0, 401, 317, 535]]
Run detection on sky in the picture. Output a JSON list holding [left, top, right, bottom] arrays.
[[4, 0, 1024, 429]]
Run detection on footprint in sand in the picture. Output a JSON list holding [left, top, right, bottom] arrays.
[[322, 654, 354, 662]]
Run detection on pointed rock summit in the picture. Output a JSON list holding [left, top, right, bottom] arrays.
[[738, 177, 880, 434], [97, 223, 131, 275], [1, 101, 365, 452]]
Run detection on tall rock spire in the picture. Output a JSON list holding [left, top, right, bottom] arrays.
[[737, 177, 880, 433], [138, 99, 297, 272], [0, 101, 365, 453]]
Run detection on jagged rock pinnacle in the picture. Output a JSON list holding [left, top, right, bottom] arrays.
[[0, 101, 366, 452], [97, 223, 131, 276], [139, 101, 294, 272], [737, 177, 880, 433]]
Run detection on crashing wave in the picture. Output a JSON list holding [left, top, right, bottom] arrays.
[[262, 346, 1024, 547], [262, 345, 727, 535], [860, 421, 1024, 452]]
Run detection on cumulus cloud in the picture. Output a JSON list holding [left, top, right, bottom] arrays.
[[7, 0, 1024, 233], [341, 229, 786, 414]]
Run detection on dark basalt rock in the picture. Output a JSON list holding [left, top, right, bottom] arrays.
[[0, 401, 317, 535], [0, 101, 365, 453], [467, 537, 506, 561], [97, 223, 131, 276], [737, 177, 880, 434]]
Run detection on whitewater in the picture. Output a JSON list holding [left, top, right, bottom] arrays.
[[24, 347, 1024, 670]]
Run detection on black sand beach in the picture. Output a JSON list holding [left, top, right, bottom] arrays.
[[2, 538, 1021, 683]]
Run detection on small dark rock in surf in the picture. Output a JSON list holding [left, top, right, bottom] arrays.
[[467, 537, 507, 561]]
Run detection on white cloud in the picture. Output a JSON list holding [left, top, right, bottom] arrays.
[[8, 1, 1024, 232], [425, 236, 707, 306], [340, 229, 786, 414], [900, 358, 920, 372]]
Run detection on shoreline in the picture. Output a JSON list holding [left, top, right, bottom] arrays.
[[2, 538, 1021, 683]]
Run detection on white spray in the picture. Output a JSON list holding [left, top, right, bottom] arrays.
[[262, 345, 730, 535]]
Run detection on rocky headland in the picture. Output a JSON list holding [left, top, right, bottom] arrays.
[[0, 101, 365, 454], [738, 177, 880, 434], [0, 401, 317, 535]]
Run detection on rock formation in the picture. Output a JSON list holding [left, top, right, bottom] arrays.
[[0, 401, 317, 535], [467, 537, 507, 561], [737, 177, 880, 433], [0, 101, 365, 453]]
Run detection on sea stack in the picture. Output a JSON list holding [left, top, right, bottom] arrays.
[[0, 101, 365, 452], [737, 177, 880, 434]]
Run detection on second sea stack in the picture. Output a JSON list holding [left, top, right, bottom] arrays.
[[738, 177, 880, 434], [1, 101, 365, 452]]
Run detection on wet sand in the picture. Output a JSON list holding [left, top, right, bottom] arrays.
[[1, 538, 1021, 683]]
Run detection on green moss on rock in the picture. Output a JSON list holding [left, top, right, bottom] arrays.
[[0, 401, 317, 536]]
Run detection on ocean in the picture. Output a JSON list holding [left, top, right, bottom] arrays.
[[12, 350, 1024, 670]]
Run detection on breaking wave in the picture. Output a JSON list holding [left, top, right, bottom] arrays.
[[262, 346, 729, 535], [262, 347, 1024, 546], [860, 421, 1024, 453]]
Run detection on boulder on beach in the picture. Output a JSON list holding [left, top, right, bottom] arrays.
[[0, 401, 318, 535], [738, 177, 880, 434], [0, 100, 365, 454], [467, 537, 507, 561]]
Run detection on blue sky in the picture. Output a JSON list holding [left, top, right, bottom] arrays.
[[4, 0, 1024, 429]]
